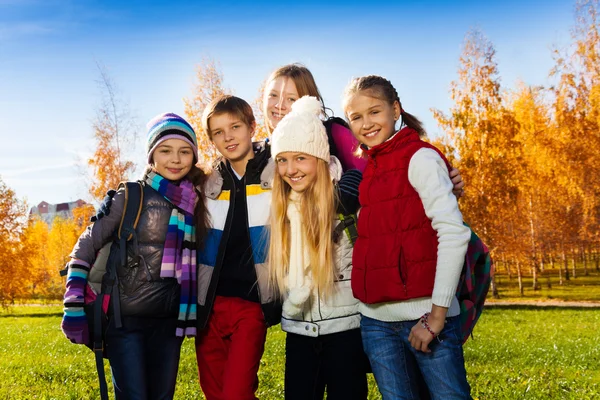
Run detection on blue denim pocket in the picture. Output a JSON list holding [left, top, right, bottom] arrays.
[[429, 316, 462, 352]]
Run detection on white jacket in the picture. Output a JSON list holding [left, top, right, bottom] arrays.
[[281, 217, 360, 337]]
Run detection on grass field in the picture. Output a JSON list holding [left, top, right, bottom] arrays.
[[1, 306, 599, 399]]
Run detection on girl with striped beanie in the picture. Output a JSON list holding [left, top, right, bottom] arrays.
[[61, 112, 210, 399]]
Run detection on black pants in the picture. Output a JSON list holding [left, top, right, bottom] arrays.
[[105, 317, 184, 400], [285, 328, 369, 400]]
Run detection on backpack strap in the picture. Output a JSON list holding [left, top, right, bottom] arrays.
[[118, 181, 144, 241], [332, 213, 358, 246], [92, 292, 108, 400], [113, 181, 144, 326], [93, 181, 143, 400]]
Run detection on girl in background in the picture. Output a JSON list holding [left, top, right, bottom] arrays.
[[263, 63, 366, 173]]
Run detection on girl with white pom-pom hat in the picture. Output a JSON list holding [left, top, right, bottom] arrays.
[[268, 95, 369, 400]]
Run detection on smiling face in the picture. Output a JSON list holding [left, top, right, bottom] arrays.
[[151, 138, 195, 181], [264, 77, 300, 131], [345, 91, 401, 148], [275, 151, 319, 193], [208, 112, 255, 164]]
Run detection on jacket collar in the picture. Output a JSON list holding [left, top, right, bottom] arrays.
[[362, 127, 420, 158], [205, 141, 272, 199]]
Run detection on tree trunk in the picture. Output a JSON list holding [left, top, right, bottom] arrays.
[[582, 245, 589, 276], [557, 255, 563, 286], [532, 260, 540, 291], [563, 246, 570, 281], [571, 247, 577, 279], [517, 260, 524, 296], [490, 274, 500, 299], [504, 254, 511, 280]]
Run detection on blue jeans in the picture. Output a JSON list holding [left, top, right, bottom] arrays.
[[361, 315, 471, 400], [105, 316, 184, 400]]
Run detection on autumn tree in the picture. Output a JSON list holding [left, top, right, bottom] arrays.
[[183, 57, 231, 166], [508, 84, 556, 289], [46, 217, 80, 298], [0, 177, 28, 306], [71, 204, 96, 230], [432, 29, 520, 256], [430, 2, 600, 296], [20, 219, 51, 298], [87, 63, 137, 202], [252, 79, 270, 143], [549, 0, 600, 275], [184, 58, 271, 166]]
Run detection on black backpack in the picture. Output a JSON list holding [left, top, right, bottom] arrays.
[[61, 181, 143, 400]]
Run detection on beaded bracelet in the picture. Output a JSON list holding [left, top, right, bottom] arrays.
[[420, 312, 437, 337]]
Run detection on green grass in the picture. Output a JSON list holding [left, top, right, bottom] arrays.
[[491, 268, 600, 302], [1, 306, 599, 399]]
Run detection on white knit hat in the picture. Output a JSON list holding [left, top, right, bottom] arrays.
[[271, 96, 330, 162]]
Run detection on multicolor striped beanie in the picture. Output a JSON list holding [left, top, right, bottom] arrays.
[[146, 112, 198, 163]]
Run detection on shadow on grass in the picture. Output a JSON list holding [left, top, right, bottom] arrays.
[[484, 304, 600, 311], [0, 312, 63, 318]]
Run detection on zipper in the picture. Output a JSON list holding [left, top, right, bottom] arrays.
[[205, 165, 236, 318], [363, 157, 377, 299], [242, 176, 263, 311], [139, 255, 152, 282], [398, 246, 408, 296], [315, 285, 321, 322]]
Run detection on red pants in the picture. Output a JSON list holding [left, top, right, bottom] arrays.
[[195, 296, 267, 400]]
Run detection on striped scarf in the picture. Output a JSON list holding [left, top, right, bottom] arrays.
[[145, 171, 197, 337]]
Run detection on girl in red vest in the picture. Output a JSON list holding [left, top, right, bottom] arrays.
[[343, 75, 472, 400]]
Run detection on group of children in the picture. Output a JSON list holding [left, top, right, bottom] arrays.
[[61, 64, 470, 400]]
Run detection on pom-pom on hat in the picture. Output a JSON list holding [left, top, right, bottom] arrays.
[[146, 112, 198, 163], [271, 96, 329, 162]]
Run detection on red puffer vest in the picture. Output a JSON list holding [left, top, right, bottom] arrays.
[[351, 127, 452, 304]]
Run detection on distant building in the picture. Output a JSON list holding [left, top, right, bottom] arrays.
[[30, 199, 88, 225]]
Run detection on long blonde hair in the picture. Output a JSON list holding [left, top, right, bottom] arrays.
[[268, 159, 337, 299]]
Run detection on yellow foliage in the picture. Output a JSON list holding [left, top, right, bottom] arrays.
[[183, 57, 231, 168], [88, 120, 135, 202], [87, 64, 136, 202], [183, 57, 270, 168], [432, 10, 600, 279], [0, 177, 28, 305], [72, 204, 95, 231]]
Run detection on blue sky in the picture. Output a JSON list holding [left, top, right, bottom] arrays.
[[1, 0, 573, 207]]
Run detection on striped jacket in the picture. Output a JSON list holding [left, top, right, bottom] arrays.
[[196, 141, 281, 329]]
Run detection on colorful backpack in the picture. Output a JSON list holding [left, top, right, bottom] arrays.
[[456, 224, 492, 343], [323, 117, 367, 172]]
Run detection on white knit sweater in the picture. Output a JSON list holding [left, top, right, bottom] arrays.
[[359, 148, 471, 322]]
